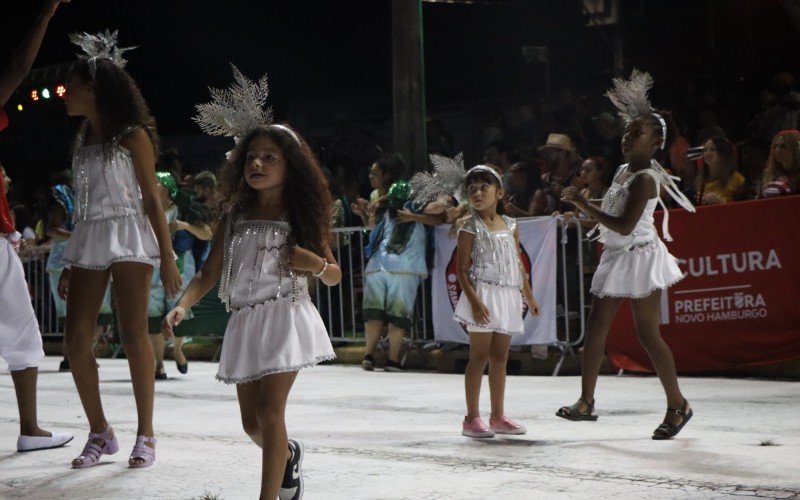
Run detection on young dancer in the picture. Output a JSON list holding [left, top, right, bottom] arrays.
[[58, 31, 182, 468], [556, 70, 695, 440], [454, 165, 540, 438], [0, 0, 73, 453], [163, 66, 339, 500]]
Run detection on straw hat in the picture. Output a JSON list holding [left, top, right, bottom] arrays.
[[538, 133, 574, 151]]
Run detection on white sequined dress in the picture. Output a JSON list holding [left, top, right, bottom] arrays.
[[453, 215, 524, 335], [216, 215, 335, 384], [590, 165, 684, 298], [63, 127, 161, 270]]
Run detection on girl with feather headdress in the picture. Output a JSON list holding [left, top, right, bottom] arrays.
[[58, 30, 181, 469], [412, 155, 540, 439], [556, 70, 694, 440], [162, 64, 340, 500]]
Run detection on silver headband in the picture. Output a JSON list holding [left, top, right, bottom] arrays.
[[652, 113, 667, 150], [268, 124, 302, 146], [466, 165, 504, 187]]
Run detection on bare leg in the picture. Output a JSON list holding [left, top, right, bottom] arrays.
[[364, 320, 383, 357], [579, 296, 624, 405], [488, 332, 512, 419], [65, 267, 112, 436], [630, 291, 689, 426], [172, 336, 186, 365], [251, 371, 297, 500], [387, 324, 406, 363], [11, 367, 50, 437], [465, 332, 491, 420], [110, 262, 155, 463], [148, 333, 166, 376]]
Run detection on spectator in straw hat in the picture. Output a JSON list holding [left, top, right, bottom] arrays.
[[538, 133, 584, 212]]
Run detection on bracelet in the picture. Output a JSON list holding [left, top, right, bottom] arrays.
[[312, 258, 329, 278]]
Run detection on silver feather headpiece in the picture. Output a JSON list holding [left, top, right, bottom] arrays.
[[411, 152, 467, 206], [69, 30, 136, 78], [605, 69, 666, 149], [193, 64, 274, 140]]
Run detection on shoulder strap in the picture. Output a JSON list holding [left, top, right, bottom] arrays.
[[113, 124, 142, 144]]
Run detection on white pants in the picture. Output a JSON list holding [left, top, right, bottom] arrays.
[[0, 236, 44, 371]]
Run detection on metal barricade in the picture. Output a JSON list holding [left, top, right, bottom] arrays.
[[551, 216, 588, 376], [314, 226, 432, 345], [17, 246, 62, 338]]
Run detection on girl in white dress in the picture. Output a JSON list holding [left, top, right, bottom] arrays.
[[557, 71, 695, 440], [164, 67, 339, 500], [453, 165, 540, 439], [58, 31, 182, 468]]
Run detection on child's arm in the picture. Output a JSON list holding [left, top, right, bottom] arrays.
[[515, 226, 540, 317], [170, 219, 213, 241], [285, 243, 342, 287], [162, 217, 226, 336], [456, 230, 489, 325], [123, 128, 182, 298], [561, 174, 656, 236]]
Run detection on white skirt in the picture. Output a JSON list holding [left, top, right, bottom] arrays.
[[216, 296, 336, 384], [63, 215, 160, 270], [0, 237, 44, 370], [453, 282, 524, 335], [591, 239, 684, 299]]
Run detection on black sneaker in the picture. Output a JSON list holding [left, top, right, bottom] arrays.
[[59, 359, 70, 372], [279, 439, 304, 500], [384, 360, 404, 372], [362, 354, 374, 371]]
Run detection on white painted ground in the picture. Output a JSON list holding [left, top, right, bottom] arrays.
[[1, 357, 798, 499]]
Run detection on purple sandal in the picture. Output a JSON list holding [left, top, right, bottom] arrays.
[[71, 426, 119, 469], [128, 435, 156, 468]]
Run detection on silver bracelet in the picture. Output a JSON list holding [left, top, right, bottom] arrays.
[[312, 258, 329, 278]]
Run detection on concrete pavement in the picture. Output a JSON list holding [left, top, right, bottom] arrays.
[[1, 357, 799, 499]]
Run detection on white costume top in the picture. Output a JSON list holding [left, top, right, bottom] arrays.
[[215, 214, 335, 383], [63, 126, 161, 269], [453, 214, 525, 335], [590, 165, 685, 298]]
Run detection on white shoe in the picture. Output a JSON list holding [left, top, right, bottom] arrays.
[[17, 432, 74, 452]]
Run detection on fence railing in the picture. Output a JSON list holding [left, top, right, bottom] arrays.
[[20, 218, 591, 374]]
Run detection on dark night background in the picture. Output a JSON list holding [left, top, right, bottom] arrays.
[[1, 0, 799, 195]]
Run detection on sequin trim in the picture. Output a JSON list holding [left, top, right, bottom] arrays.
[[64, 254, 160, 270], [453, 313, 523, 335], [601, 239, 659, 258], [215, 354, 337, 384]]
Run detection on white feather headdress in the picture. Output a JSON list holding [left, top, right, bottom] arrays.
[[193, 64, 273, 139], [69, 30, 136, 78], [605, 69, 655, 123], [410, 152, 467, 206]]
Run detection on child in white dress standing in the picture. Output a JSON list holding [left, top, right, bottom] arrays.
[[164, 66, 339, 500], [557, 70, 695, 440]]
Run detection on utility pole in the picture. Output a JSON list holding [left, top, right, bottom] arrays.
[[392, 0, 427, 174]]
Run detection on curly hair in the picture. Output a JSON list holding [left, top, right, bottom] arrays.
[[68, 57, 159, 157], [219, 125, 333, 256]]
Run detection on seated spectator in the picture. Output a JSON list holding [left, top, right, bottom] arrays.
[[538, 133, 583, 212], [695, 137, 746, 205], [761, 129, 800, 198], [503, 161, 547, 217]]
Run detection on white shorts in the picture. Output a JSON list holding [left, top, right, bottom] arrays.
[[0, 237, 44, 370]]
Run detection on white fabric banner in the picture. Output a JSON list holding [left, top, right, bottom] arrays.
[[431, 217, 557, 345]]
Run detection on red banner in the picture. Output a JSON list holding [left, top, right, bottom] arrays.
[[606, 196, 800, 373]]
